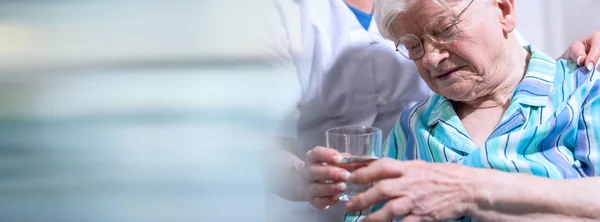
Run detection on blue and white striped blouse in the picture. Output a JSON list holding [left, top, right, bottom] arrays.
[[345, 45, 600, 222]]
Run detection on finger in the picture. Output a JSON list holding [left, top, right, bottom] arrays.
[[565, 41, 587, 65], [362, 197, 413, 222], [334, 160, 376, 172], [349, 158, 405, 185], [306, 164, 351, 182], [311, 196, 340, 210], [307, 181, 347, 197], [346, 178, 405, 212], [330, 152, 371, 171], [588, 49, 600, 71], [306, 146, 341, 165], [583, 31, 600, 71], [401, 215, 423, 222]]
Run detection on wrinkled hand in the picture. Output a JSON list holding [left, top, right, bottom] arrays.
[[345, 159, 481, 222], [560, 31, 600, 71]]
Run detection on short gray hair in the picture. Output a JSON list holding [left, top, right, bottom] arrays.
[[374, 0, 490, 40]]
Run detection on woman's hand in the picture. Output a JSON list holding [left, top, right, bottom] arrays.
[[302, 146, 352, 209], [345, 159, 482, 222], [560, 31, 600, 71]]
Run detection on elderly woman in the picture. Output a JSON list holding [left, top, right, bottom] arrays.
[[301, 0, 600, 221]]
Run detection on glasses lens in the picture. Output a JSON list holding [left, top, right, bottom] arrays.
[[426, 16, 459, 43], [396, 35, 423, 60]]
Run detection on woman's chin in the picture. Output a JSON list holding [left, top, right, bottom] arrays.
[[438, 88, 471, 101]]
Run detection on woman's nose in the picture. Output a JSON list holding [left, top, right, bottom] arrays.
[[420, 41, 449, 71]]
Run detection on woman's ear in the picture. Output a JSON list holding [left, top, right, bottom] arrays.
[[497, 0, 517, 33]]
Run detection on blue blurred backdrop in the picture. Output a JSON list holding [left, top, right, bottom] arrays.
[[0, 0, 297, 221]]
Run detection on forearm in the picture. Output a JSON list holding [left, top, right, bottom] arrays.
[[266, 136, 308, 202], [468, 169, 600, 221]]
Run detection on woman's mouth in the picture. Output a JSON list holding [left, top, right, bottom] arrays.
[[435, 67, 463, 80]]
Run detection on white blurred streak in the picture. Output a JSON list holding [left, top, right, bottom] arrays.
[[0, 0, 292, 221], [0, 0, 276, 76]]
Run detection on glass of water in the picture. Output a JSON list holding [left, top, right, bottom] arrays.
[[326, 126, 383, 201]]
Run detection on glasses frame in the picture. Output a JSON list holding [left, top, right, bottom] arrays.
[[393, 0, 476, 60]]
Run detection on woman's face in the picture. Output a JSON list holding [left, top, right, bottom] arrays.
[[395, 0, 509, 102]]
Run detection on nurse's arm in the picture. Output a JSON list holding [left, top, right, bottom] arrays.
[[267, 136, 307, 201]]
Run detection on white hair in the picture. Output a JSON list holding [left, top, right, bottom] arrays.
[[374, 0, 491, 40]]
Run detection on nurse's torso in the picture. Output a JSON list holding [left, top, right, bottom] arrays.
[[296, 0, 430, 157], [294, 1, 431, 221]]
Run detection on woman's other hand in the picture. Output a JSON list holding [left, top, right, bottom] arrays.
[[345, 159, 483, 222]]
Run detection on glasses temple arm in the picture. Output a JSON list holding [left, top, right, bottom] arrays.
[[455, 0, 475, 20]]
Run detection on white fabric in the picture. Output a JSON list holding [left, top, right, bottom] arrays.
[[295, 0, 390, 100], [266, 0, 430, 221]]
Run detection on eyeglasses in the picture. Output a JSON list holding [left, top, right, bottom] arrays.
[[393, 0, 475, 60]]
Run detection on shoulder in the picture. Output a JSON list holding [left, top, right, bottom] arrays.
[[525, 46, 600, 106], [555, 59, 600, 83], [395, 94, 440, 130], [387, 94, 438, 159], [554, 59, 600, 98]]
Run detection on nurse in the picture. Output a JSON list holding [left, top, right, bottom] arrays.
[[268, 1, 430, 220], [295, 0, 432, 163]]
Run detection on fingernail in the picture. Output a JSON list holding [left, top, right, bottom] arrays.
[[577, 56, 584, 65], [588, 62, 594, 71], [323, 205, 330, 210], [345, 201, 354, 209], [336, 182, 347, 190], [333, 155, 343, 163], [339, 171, 351, 180]]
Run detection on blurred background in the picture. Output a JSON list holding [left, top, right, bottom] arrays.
[[0, 0, 599, 221], [515, 0, 600, 58], [0, 0, 298, 221]]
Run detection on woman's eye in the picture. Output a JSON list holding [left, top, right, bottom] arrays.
[[437, 25, 453, 34], [405, 44, 417, 50]]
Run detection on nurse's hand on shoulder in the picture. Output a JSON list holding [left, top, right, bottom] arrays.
[[345, 159, 482, 222], [302, 146, 355, 210], [561, 31, 600, 71]]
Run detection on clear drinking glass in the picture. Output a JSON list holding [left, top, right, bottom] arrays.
[[326, 126, 383, 201]]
